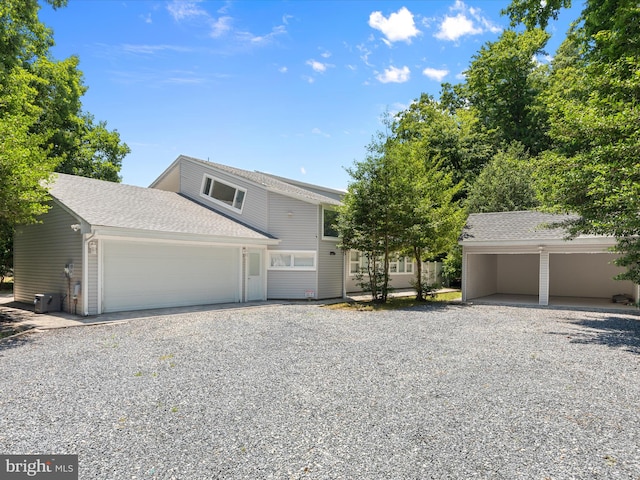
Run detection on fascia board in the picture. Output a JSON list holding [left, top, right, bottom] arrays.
[[460, 237, 616, 248], [90, 226, 280, 246]]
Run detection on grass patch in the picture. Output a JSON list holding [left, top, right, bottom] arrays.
[[0, 278, 13, 292], [326, 290, 461, 311]]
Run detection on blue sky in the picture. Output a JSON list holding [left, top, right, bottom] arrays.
[[40, 1, 581, 190]]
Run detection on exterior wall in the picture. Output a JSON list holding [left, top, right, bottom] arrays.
[[465, 253, 497, 299], [267, 270, 317, 299], [317, 239, 343, 299], [496, 254, 539, 295], [266, 192, 319, 299], [550, 253, 635, 298], [267, 192, 318, 249], [178, 158, 270, 232], [345, 260, 442, 293], [14, 203, 83, 313]]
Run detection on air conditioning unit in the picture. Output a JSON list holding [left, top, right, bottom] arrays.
[[34, 293, 61, 314]]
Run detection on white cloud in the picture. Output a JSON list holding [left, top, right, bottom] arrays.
[[168, 1, 286, 47], [278, 66, 288, 73], [434, 0, 500, 42], [422, 67, 449, 82], [376, 65, 410, 84], [312, 128, 330, 137], [435, 13, 482, 41], [121, 44, 192, 54], [167, 1, 208, 21], [357, 44, 374, 67], [300, 167, 307, 175], [307, 59, 330, 73], [369, 7, 420, 44], [210, 16, 233, 38], [246, 24, 287, 45]]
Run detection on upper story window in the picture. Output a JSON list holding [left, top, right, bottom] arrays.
[[323, 208, 339, 240], [201, 175, 246, 212]]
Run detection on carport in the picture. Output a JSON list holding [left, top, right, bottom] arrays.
[[460, 211, 639, 307]]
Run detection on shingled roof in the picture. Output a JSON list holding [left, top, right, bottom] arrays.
[[178, 155, 342, 207], [47, 173, 276, 241], [461, 211, 582, 243]]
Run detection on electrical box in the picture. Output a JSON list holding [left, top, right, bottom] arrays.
[[34, 293, 61, 314]]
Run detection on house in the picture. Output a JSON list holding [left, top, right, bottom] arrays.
[[460, 210, 639, 306], [14, 156, 345, 314]]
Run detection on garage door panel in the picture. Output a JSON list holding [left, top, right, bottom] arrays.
[[103, 241, 240, 312]]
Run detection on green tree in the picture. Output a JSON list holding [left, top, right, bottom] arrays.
[[464, 28, 552, 155], [392, 98, 466, 299], [466, 142, 539, 213], [337, 124, 404, 303], [524, 0, 640, 282], [0, 0, 129, 284]]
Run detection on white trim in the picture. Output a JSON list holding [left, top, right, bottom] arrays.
[[200, 174, 247, 214], [321, 207, 340, 241], [98, 238, 103, 314], [89, 227, 279, 246], [539, 249, 550, 305]]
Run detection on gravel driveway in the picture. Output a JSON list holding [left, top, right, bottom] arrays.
[[1, 303, 639, 479]]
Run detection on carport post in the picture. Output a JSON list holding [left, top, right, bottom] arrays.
[[538, 247, 549, 305]]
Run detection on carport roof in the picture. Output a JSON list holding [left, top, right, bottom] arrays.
[[461, 210, 585, 243], [47, 173, 277, 242]]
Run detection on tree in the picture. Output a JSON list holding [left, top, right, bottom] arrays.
[[464, 28, 552, 155], [466, 142, 539, 213], [392, 98, 466, 299], [521, 0, 640, 282], [0, 0, 129, 284], [337, 123, 404, 303]]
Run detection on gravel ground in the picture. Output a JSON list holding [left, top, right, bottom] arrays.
[[1, 303, 639, 479]]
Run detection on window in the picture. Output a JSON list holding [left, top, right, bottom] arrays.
[[349, 251, 414, 275], [323, 208, 339, 240], [268, 251, 316, 271], [201, 175, 246, 212], [389, 255, 414, 274]]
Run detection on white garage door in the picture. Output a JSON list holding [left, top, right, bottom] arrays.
[[103, 241, 240, 313]]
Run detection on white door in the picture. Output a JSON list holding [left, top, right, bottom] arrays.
[[102, 241, 240, 313], [246, 249, 264, 301]]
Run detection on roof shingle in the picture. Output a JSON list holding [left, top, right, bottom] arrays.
[[48, 173, 274, 240], [461, 211, 581, 243]]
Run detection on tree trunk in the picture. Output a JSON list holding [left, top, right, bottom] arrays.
[[414, 246, 425, 301]]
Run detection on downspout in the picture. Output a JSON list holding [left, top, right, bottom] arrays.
[[82, 231, 96, 316]]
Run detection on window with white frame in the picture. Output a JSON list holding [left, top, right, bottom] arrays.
[[349, 251, 414, 275], [201, 175, 246, 212], [389, 255, 414, 274], [268, 251, 316, 270], [322, 208, 339, 240]]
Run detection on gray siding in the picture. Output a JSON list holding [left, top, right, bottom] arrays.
[[267, 270, 317, 299], [317, 240, 343, 299], [14, 203, 83, 312], [267, 192, 317, 250], [178, 158, 270, 232], [265, 194, 322, 299]]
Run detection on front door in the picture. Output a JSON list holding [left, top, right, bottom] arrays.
[[246, 249, 264, 301]]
